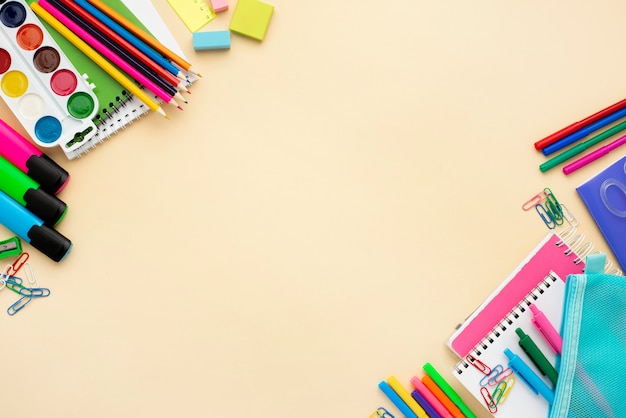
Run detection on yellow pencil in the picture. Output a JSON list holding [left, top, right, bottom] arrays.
[[30, 2, 168, 119], [387, 376, 429, 418], [85, 0, 201, 77]]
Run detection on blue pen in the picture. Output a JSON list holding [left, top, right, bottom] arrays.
[[378, 381, 417, 418], [504, 348, 554, 404], [0, 190, 71, 262], [542, 106, 626, 155], [73, 0, 183, 78]]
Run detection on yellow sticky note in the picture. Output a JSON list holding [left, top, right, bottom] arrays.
[[229, 0, 274, 41], [167, 0, 216, 32]]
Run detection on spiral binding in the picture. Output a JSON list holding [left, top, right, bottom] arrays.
[[453, 272, 560, 374], [555, 224, 622, 276]]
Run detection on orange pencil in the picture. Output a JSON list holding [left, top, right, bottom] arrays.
[[85, 0, 201, 76], [422, 375, 465, 418]]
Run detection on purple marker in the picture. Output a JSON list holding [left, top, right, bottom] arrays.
[[0, 118, 69, 195]]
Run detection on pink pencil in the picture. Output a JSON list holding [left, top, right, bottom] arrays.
[[563, 133, 626, 175], [38, 0, 182, 109]]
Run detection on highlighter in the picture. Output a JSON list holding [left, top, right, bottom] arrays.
[[0, 156, 67, 226], [0, 118, 69, 195], [0, 190, 71, 262]]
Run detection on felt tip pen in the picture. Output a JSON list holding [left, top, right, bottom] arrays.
[[515, 328, 558, 386], [411, 389, 443, 418], [422, 363, 477, 418], [0, 118, 69, 195], [504, 348, 554, 404], [378, 380, 418, 418], [387, 376, 429, 418], [563, 133, 626, 175], [529, 304, 562, 354], [0, 190, 71, 262], [0, 156, 68, 226]]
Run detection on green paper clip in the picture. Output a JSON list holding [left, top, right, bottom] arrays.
[[0, 237, 21, 260]]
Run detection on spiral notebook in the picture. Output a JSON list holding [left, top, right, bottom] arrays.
[[447, 231, 587, 417], [30, 0, 197, 160]]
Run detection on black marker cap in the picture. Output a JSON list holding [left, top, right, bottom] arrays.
[[25, 154, 70, 195], [24, 188, 67, 226], [27, 224, 72, 262]]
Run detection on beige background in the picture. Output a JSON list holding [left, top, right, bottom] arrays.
[[1, 1, 625, 417]]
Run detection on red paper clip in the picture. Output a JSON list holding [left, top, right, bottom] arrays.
[[466, 354, 492, 375], [480, 386, 498, 413], [6, 252, 29, 276]]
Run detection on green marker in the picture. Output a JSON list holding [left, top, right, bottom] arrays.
[[423, 362, 477, 418], [0, 156, 67, 226], [515, 327, 558, 386], [540, 119, 626, 172]]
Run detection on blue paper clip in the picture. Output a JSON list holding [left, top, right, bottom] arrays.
[[7, 294, 32, 316]]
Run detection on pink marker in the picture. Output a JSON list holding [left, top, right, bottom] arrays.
[[410, 376, 454, 418], [529, 304, 562, 354], [563, 133, 626, 175], [38, 0, 182, 109], [0, 118, 69, 195]]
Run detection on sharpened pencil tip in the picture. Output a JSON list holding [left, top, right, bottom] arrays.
[[177, 106, 183, 111]]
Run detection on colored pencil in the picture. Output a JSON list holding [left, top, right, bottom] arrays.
[[563, 133, 626, 175], [47, 0, 186, 104], [539, 119, 626, 172], [57, 0, 188, 93], [534, 97, 626, 151], [29, 2, 167, 118], [85, 0, 201, 76], [38, 0, 182, 109], [74, 0, 184, 79]]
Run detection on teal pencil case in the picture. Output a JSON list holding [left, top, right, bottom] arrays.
[[550, 253, 626, 417]]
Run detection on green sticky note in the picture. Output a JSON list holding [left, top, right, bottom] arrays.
[[229, 0, 274, 41]]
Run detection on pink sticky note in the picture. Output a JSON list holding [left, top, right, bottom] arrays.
[[211, 0, 228, 12]]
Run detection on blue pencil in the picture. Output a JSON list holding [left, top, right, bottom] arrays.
[[74, 0, 183, 79], [378, 380, 417, 418], [543, 106, 626, 155]]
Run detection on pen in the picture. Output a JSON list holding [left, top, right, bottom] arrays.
[[504, 348, 554, 404], [534, 97, 626, 151], [515, 327, 558, 386], [421, 375, 464, 418], [0, 156, 67, 226], [84, 0, 201, 76], [541, 106, 626, 155], [0, 190, 71, 262], [422, 362, 477, 418], [411, 389, 442, 418], [387, 376, 429, 418], [38, 0, 182, 109], [563, 133, 626, 175], [410, 376, 454, 418], [538, 119, 626, 172], [0, 118, 69, 195], [529, 304, 562, 354], [378, 380, 418, 418]]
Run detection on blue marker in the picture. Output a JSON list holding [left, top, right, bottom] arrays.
[[0, 190, 71, 262], [378, 381, 417, 418], [504, 348, 554, 404], [74, 0, 183, 78]]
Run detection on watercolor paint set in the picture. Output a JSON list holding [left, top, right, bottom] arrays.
[[0, 0, 99, 155]]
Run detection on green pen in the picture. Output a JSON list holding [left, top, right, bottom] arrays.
[[423, 362, 477, 418], [515, 327, 558, 386], [539, 119, 626, 172]]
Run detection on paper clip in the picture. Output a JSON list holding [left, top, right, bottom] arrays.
[[480, 386, 498, 413], [0, 236, 21, 260], [480, 364, 503, 387], [7, 294, 32, 316], [4, 252, 29, 276], [4, 278, 50, 298], [491, 380, 508, 406], [369, 407, 395, 418], [522, 190, 548, 211], [498, 376, 516, 405], [490, 367, 513, 386], [560, 203, 578, 226], [466, 354, 492, 375], [535, 203, 556, 229], [23, 262, 38, 288]]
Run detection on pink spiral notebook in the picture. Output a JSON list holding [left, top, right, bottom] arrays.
[[447, 232, 585, 358]]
